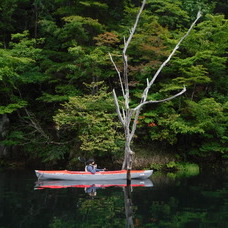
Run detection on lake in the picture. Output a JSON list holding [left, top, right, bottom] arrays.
[[0, 169, 227, 228]]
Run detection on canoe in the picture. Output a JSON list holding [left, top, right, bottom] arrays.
[[35, 170, 153, 181], [35, 179, 153, 190]]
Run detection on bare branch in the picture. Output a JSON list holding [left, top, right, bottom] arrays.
[[122, 0, 147, 110], [129, 86, 186, 139], [113, 89, 124, 125], [129, 108, 141, 141], [141, 11, 202, 102], [146, 78, 149, 87], [110, 1, 201, 171], [24, 108, 50, 141], [123, 36, 126, 46], [109, 52, 125, 97], [134, 86, 186, 111], [123, 0, 147, 55], [122, 107, 126, 120]]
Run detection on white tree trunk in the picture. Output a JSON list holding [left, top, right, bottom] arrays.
[[110, 0, 202, 175]]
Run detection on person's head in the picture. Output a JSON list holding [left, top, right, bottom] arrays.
[[89, 191, 97, 197], [86, 158, 95, 165]]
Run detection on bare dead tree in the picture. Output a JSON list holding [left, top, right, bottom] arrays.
[[109, 0, 202, 177]]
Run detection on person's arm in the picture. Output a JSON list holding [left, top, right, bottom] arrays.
[[95, 169, 103, 172], [96, 168, 106, 172], [87, 165, 96, 174]]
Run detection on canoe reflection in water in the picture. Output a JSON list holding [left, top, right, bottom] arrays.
[[35, 179, 153, 227], [84, 185, 101, 196], [34, 179, 153, 193]]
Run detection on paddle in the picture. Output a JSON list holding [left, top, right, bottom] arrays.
[[78, 157, 87, 163], [78, 157, 88, 169]]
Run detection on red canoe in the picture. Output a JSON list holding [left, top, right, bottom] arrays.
[[35, 170, 153, 181]]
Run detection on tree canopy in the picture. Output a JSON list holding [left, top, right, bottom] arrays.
[[0, 0, 227, 168]]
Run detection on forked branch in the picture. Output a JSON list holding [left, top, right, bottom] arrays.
[[109, 0, 202, 171], [141, 11, 202, 102], [134, 87, 186, 111]]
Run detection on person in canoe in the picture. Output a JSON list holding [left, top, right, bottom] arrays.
[[85, 159, 106, 174]]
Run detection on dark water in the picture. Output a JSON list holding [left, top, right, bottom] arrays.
[[0, 170, 227, 228]]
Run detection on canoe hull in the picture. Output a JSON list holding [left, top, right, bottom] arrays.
[[35, 170, 153, 181]]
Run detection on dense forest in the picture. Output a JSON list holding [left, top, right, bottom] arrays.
[[0, 0, 227, 169]]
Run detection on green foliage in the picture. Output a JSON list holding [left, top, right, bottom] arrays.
[[147, 0, 190, 28], [181, 0, 217, 19], [166, 161, 200, 176], [41, 144, 69, 164], [10, 30, 44, 59], [0, 130, 24, 146], [0, 101, 27, 114], [60, 15, 104, 46], [54, 85, 124, 157], [133, 13, 228, 161], [0, 46, 32, 114], [171, 64, 211, 87], [140, 98, 228, 158], [0, 0, 227, 167]]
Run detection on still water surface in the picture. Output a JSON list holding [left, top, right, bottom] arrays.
[[0, 170, 227, 228]]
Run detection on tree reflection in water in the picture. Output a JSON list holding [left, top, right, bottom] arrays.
[[124, 184, 135, 228], [1, 170, 227, 228], [78, 180, 146, 227]]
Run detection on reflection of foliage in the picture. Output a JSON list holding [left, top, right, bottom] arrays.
[[49, 217, 75, 228], [136, 175, 228, 228], [48, 192, 126, 228], [1, 171, 228, 228], [76, 195, 125, 227]]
